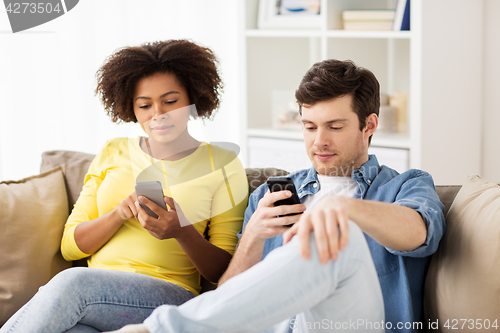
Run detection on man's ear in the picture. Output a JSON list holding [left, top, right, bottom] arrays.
[[363, 113, 378, 139]]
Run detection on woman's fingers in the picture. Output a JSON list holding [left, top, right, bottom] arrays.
[[164, 196, 176, 211]]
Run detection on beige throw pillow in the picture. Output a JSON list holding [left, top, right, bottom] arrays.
[[0, 167, 72, 326], [40, 150, 95, 209], [424, 175, 500, 331]]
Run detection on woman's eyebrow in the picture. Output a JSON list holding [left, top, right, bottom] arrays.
[[135, 91, 180, 101]]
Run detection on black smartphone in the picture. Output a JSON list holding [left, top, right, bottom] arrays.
[[266, 176, 302, 218], [135, 181, 168, 218]]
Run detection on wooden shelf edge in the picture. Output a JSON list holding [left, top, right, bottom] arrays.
[[245, 29, 412, 39]]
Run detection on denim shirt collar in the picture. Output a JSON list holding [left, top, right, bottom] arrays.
[[296, 165, 320, 200], [296, 155, 381, 200], [351, 154, 381, 199]]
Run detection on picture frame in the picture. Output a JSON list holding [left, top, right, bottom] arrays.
[[258, 0, 322, 29]]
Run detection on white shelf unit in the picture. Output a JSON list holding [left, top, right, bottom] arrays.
[[240, 0, 483, 184]]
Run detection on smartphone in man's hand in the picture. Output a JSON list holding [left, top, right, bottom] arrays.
[[267, 176, 303, 220]]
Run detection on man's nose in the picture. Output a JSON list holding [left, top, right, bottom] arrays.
[[314, 128, 330, 147]]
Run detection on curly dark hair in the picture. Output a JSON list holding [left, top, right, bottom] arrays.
[[95, 39, 223, 123], [295, 59, 380, 136]]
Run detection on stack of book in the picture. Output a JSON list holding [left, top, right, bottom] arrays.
[[342, 10, 395, 31], [342, 0, 410, 31]]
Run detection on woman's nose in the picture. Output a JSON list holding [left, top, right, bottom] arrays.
[[152, 104, 167, 119]]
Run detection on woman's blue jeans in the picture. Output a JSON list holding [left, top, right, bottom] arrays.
[[0, 268, 195, 333]]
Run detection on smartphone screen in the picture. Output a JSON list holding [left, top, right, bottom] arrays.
[[135, 181, 168, 218], [267, 176, 302, 217]]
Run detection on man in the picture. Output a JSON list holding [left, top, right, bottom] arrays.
[[110, 59, 445, 333]]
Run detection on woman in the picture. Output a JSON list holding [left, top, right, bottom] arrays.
[[1, 40, 248, 333]]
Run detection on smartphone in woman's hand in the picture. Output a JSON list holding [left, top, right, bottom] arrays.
[[135, 181, 168, 218]]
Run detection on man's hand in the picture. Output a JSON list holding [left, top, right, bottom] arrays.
[[219, 189, 306, 286], [135, 195, 187, 240], [283, 195, 349, 264], [244, 189, 306, 242]]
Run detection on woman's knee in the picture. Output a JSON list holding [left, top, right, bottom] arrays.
[[42, 267, 94, 295]]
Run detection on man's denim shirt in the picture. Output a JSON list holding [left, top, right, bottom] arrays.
[[238, 155, 446, 332]]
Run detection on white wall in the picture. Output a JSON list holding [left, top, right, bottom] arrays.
[[482, 0, 500, 183], [419, 0, 483, 185], [0, 0, 241, 181], [1, 0, 499, 184]]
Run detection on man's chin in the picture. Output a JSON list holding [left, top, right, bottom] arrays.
[[313, 161, 353, 177]]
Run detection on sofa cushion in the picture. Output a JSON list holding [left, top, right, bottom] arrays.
[[434, 185, 461, 217], [40, 150, 96, 211], [0, 167, 72, 326], [424, 175, 500, 330]]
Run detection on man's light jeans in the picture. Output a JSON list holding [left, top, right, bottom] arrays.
[[143, 221, 384, 333]]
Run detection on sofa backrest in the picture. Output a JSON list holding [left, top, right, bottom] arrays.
[[40, 150, 461, 219]]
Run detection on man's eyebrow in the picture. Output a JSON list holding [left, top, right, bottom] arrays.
[[302, 118, 349, 124], [326, 119, 349, 124], [135, 91, 180, 101]]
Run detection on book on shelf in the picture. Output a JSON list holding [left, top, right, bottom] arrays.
[[343, 21, 393, 31], [342, 10, 395, 21], [393, 0, 410, 31], [342, 10, 395, 31]]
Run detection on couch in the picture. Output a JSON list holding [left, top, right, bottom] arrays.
[[1, 150, 499, 331]]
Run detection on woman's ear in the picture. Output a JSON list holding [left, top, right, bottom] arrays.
[[363, 113, 379, 139]]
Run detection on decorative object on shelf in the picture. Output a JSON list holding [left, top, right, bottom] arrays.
[[342, 10, 395, 31], [272, 90, 302, 130], [393, 0, 410, 31], [258, 0, 321, 29], [378, 93, 397, 133], [390, 91, 408, 133]]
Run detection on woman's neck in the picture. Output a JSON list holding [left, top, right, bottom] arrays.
[[142, 131, 201, 161]]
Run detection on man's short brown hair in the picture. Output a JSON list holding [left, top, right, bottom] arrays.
[[295, 59, 380, 139]]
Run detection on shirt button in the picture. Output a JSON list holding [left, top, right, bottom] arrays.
[[367, 180, 372, 184], [313, 183, 318, 188]]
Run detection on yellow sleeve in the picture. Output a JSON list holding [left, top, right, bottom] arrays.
[[61, 141, 110, 261], [207, 153, 248, 256]]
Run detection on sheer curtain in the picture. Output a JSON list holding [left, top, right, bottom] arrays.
[[0, 0, 242, 181]]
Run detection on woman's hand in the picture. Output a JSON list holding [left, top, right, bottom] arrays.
[[74, 190, 139, 255], [116, 191, 139, 222], [135, 195, 187, 240]]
